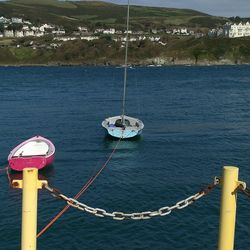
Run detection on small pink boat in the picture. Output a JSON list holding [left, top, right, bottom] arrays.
[[8, 136, 55, 171]]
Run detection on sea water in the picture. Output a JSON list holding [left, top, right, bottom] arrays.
[[0, 65, 250, 250]]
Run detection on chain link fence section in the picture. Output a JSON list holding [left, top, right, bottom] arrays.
[[43, 177, 220, 220]]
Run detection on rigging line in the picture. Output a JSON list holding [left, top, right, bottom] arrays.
[[0, 166, 7, 172], [122, 0, 130, 120], [37, 137, 122, 238], [6, 166, 11, 186], [133, 68, 141, 116], [0, 165, 11, 186]]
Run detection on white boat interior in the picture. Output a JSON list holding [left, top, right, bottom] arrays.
[[102, 115, 144, 130], [13, 141, 50, 157]]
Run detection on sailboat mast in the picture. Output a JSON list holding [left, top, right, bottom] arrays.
[[122, 0, 130, 121]]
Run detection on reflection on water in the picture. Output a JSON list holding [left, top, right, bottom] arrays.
[[103, 134, 143, 150], [102, 135, 143, 163]]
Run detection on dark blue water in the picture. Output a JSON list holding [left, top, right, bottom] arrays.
[[0, 65, 250, 250]]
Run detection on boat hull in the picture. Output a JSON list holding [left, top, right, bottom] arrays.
[[8, 136, 55, 171], [106, 127, 142, 139], [102, 115, 144, 139]]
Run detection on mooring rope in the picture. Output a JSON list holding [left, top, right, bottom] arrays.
[[6, 166, 11, 186], [37, 137, 122, 238], [0, 165, 11, 186], [0, 165, 7, 172]]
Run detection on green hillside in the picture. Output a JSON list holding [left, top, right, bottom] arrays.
[[0, 0, 229, 30], [1, 35, 250, 66]]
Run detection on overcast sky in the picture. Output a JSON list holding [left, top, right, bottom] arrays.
[[102, 0, 250, 17]]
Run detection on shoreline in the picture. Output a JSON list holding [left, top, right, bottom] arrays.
[[0, 62, 249, 67]]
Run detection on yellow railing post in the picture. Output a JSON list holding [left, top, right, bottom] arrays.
[[12, 168, 47, 250], [218, 166, 239, 250]]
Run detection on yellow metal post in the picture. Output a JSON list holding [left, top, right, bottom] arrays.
[[12, 168, 47, 250], [218, 166, 239, 250], [22, 168, 39, 250]]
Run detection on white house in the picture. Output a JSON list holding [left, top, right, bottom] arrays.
[[24, 30, 35, 36], [81, 36, 99, 41], [31, 26, 39, 31], [15, 31, 24, 37], [23, 20, 32, 25], [35, 31, 45, 37], [0, 16, 10, 23], [124, 30, 132, 34], [115, 30, 123, 35], [54, 37, 77, 42], [40, 24, 55, 31], [22, 25, 30, 31], [94, 28, 104, 34], [4, 30, 14, 37], [224, 22, 250, 38], [103, 28, 115, 35], [52, 29, 66, 35], [138, 36, 146, 41], [148, 36, 161, 42], [121, 36, 137, 42], [11, 17, 23, 24], [78, 26, 88, 33], [180, 28, 188, 35]]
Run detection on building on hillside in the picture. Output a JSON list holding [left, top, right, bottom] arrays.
[[52, 29, 66, 35], [208, 28, 224, 38], [4, 30, 14, 37], [24, 30, 35, 37], [22, 25, 30, 31], [81, 36, 99, 41], [78, 26, 88, 33], [124, 30, 132, 34], [180, 28, 188, 35], [151, 29, 158, 34], [11, 17, 23, 24], [94, 28, 104, 34], [54, 36, 77, 42], [35, 31, 45, 37], [23, 20, 32, 25], [115, 30, 123, 35], [103, 28, 115, 34], [31, 26, 39, 31], [39, 24, 55, 33], [224, 22, 250, 38], [138, 36, 146, 41], [148, 36, 161, 42], [15, 31, 24, 37], [0, 16, 10, 23]]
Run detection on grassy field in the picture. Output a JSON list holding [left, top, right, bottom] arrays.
[[1, 36, 250, 66]]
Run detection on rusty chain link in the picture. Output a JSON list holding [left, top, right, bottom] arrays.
[[238, 184, 250, 197], [43, 177, 220, 220]]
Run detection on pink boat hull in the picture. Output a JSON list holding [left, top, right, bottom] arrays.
[[8, 136, 55, 171]]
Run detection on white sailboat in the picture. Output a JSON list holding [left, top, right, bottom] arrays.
[[102, 0, 144, 139]]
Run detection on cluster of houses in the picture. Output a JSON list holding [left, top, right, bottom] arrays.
[[0, 15, 200, 42], [53, 26, 200, 45], [0, 16, 65, 38], [209, 22, 250, 38], [1, 15, 250, 42]]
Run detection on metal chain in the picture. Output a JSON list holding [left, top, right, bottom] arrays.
[[239, 184, 250, 197], [43, 177, 220, 220]]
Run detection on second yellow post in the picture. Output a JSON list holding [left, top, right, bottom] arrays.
[[218, 166, 239, 250]]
